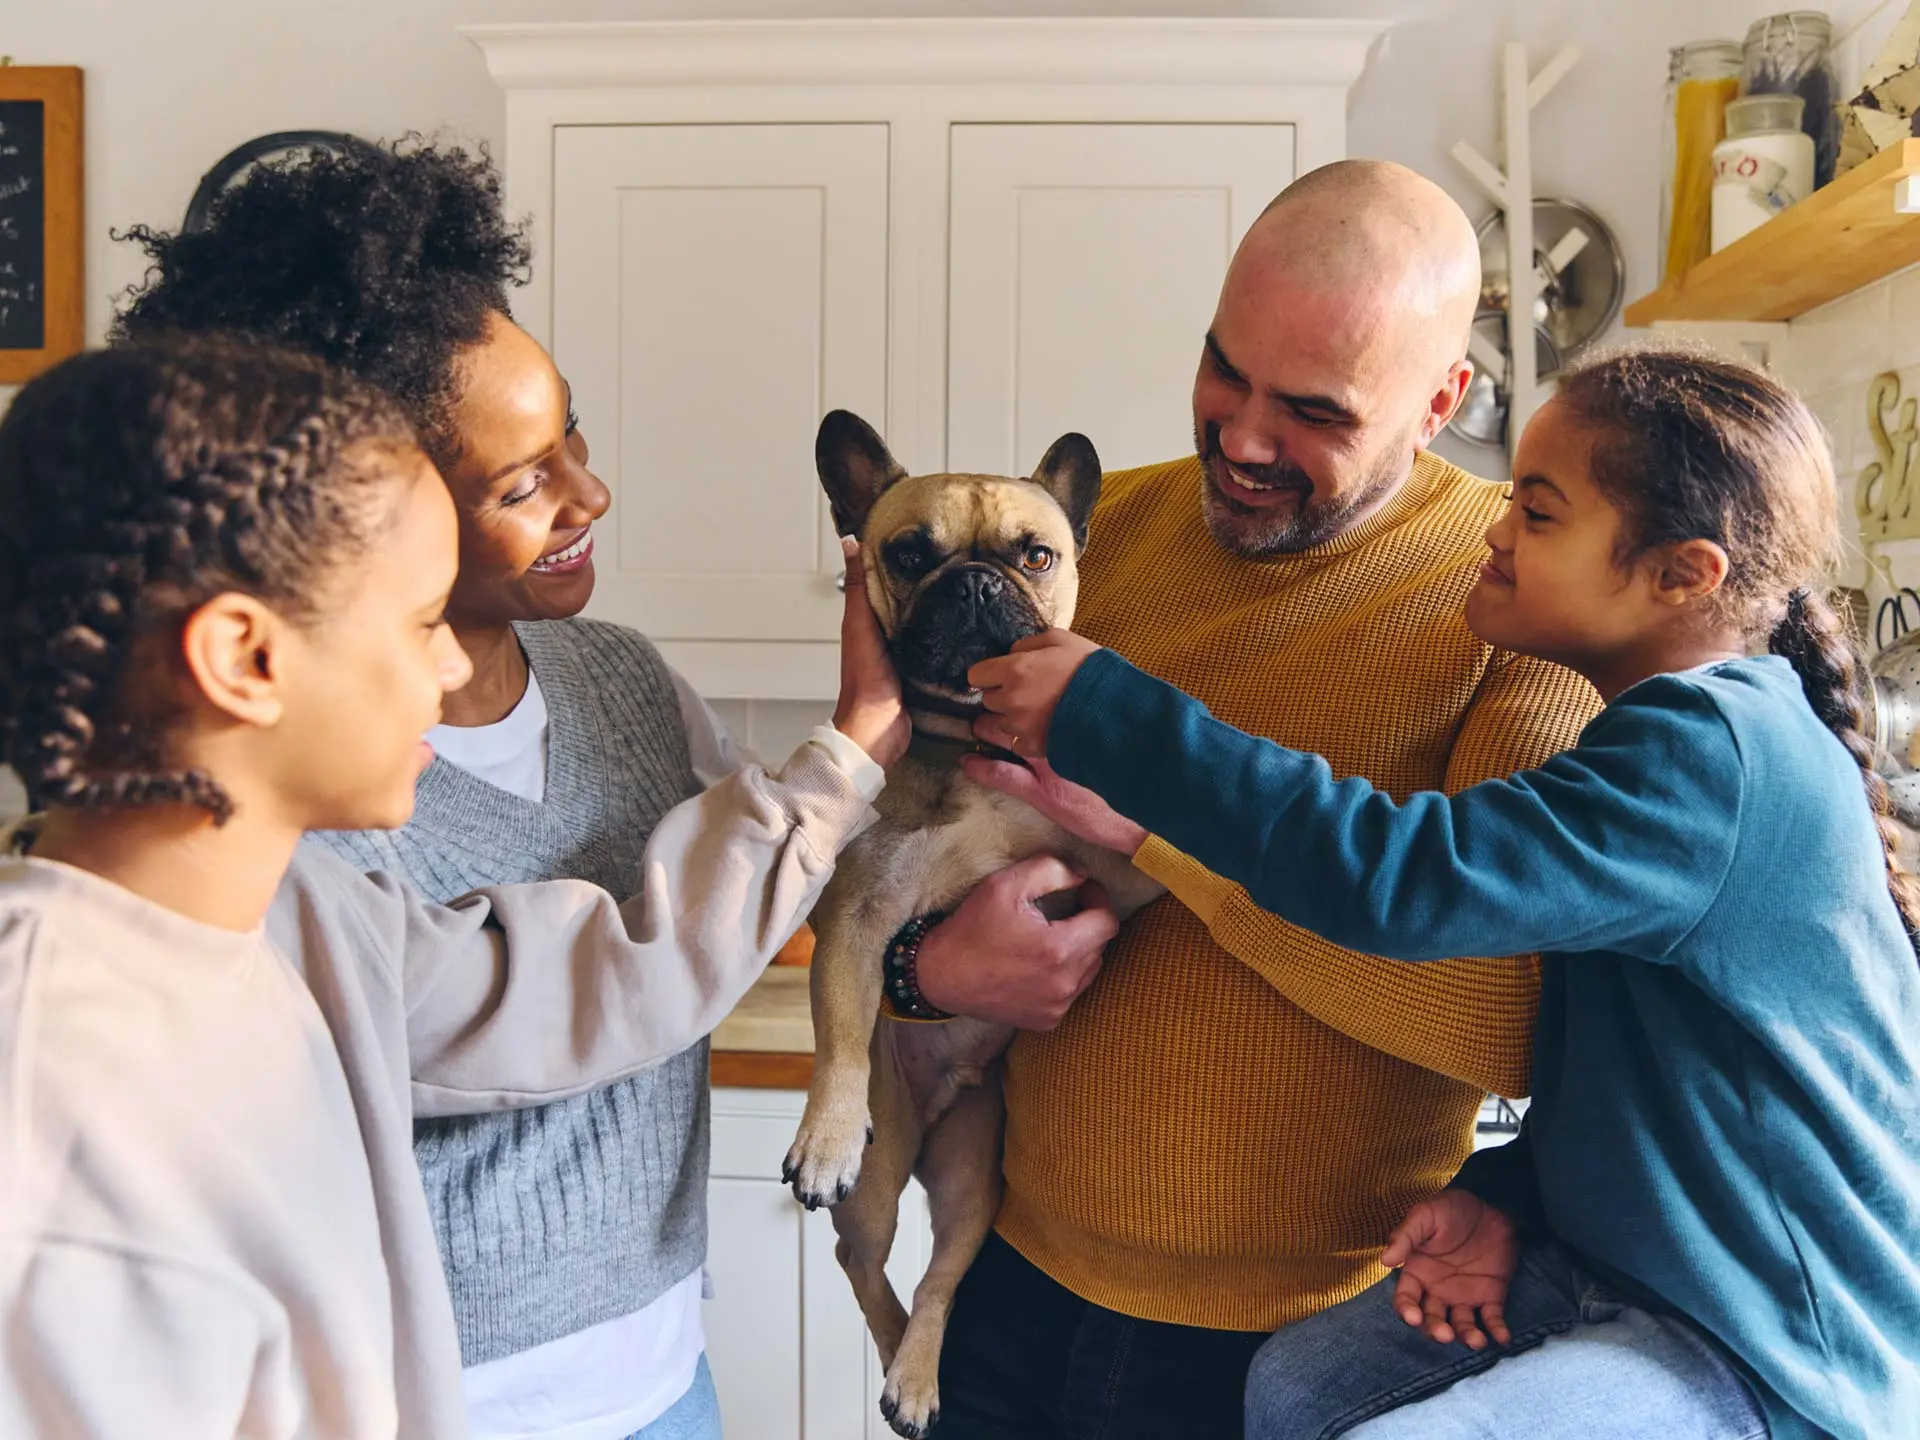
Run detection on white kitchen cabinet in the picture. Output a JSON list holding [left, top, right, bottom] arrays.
[[468, 16, 1384, 699], [551, 124, 889, 654], [946, 123, 1295, 477], [707, 1087, 934, 1440]]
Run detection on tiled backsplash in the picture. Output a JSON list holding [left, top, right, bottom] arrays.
[[1774, 263, 1920, 604]]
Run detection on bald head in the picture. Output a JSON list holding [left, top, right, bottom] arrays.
[[1190, 160, 1485, 557], [1240, 160, 1481, 372]]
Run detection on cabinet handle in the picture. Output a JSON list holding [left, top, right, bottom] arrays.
[[835, 571, 847, 592]]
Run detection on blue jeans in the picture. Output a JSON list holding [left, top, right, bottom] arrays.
[[625, 1355, 721, 1440], [1245, 1241, 1768, 1440]]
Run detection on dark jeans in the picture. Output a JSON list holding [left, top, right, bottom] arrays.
[[936, 1231, 1269, 1439]]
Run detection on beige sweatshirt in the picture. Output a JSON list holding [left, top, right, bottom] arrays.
[[0, 739, 875, 1438]]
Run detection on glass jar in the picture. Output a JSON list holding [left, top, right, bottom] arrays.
[[1712, 94, 1816, 250], [1664, 40, 1743, 284], [1741, 11, 1842, 189]]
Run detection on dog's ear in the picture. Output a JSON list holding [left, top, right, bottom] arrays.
[[1031, 432, 1102, 551], [816, 410, 908, 538]]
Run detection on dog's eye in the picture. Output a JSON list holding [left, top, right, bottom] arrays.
[[888, 541, 928, 575], [1022, 545, 1055, 574]]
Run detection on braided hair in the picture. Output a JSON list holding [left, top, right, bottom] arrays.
[[113, 137, 529, 467], [0, 335, 415, 821], [1555, 347, 1920, 955]]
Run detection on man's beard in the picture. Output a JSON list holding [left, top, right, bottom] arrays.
[[1195, 422, 1408, 558]]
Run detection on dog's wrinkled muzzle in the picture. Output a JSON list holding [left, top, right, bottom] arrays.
[[892, 564, 1044, 690]]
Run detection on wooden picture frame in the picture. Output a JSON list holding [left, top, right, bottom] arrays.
[[0, 66, 83, 385]]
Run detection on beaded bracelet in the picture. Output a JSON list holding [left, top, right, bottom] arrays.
[[883, 910, 953, 1022]]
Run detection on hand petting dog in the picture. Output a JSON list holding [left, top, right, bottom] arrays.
[[968, 628, 1102, 758], [831, 536, 911, 768], [966, 632, 1148, 857]]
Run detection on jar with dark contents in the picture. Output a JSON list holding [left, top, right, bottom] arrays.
[[1741, 11, 1841, 189]]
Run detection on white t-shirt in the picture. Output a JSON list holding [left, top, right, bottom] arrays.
[[459, 1273, 706, 1440], [424, 671, 553, 805], [430, 662, 754, 1440]]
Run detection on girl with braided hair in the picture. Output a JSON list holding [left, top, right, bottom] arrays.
[[113, 139, 799, 1440], [0, 335, 907, 1435], [966, 347, 1920, 1440]]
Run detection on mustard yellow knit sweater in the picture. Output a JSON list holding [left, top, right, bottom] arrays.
[[995, 451, 1602, 1331]]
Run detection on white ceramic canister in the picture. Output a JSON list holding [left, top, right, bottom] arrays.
[[1711, 93, 1815, 251]]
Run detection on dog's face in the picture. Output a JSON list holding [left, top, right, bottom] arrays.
[[816, 412, 1101, 702]]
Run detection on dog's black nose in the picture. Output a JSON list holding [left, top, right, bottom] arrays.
[[953, 568, 1005, 611]]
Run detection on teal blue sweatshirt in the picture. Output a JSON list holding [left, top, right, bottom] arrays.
[[1050, 651, 1920, 1440]]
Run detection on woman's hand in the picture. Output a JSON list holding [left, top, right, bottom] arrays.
[[967, 629, 1103, 758], [960, 753, 1148, 857], [1381, 1190, 1518, 1351], [832, 538, 909, 768]]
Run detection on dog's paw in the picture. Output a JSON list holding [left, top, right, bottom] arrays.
[[781, 1105, 872, 1210], [879, 1358, 940, 1439], [879, 1367, 936, 1440]]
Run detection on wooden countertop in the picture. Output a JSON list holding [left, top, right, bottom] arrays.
[[712, 965, 812, 1051], [711, 965, 815, 1088]]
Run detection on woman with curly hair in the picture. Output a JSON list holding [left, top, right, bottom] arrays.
[[0, 335, 901, 1435], [113, 141, 796, 1438]]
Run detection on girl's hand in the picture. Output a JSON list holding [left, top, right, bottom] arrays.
[[968, 629, 1103, 758], [1381, 1190, 1518, 1351], [832, 538, 909, 768], [960, 753, 1149, 857]]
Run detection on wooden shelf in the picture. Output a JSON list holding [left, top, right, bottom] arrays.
[[1625, 139, 1920, 326]]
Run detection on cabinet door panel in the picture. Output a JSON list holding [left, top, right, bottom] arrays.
[[706, 1177, 804, 1440], [948, 123, 1295, 477], [552, 124, 889, 645]]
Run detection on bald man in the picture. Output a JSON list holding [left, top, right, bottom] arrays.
[[875, 161, 1602, 1439]]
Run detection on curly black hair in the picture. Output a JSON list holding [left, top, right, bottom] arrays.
[[0, 335, 416, 821], [114, 137, 530, 466]]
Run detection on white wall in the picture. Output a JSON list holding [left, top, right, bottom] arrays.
[[2, 0, 1907, 817], [6, 0, 503, 354]]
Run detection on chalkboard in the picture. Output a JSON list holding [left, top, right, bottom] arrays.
[[0, 67, 82, 386], [0, 100, 47, 351]]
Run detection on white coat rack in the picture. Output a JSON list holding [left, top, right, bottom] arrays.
[[1451, 42, 1582, 468]]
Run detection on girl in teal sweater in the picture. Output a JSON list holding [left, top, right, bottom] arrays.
[[968, 349, 1920, 1440]]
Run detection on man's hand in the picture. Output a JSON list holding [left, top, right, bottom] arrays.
[[914, 855, 1120, 1029], [1381, 1189, 1519, 1351], [968, 629, 1103, 758], [832, 537, 910, 768], [960, 753, 1148, 858]]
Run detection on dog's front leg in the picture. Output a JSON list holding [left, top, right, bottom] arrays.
[[783, 881, 900, 1209], [878, 1071, 1006, 1440], [828, 1040, 925, 1370]]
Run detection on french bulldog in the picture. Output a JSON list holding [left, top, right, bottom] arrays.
[[784, 411, 1163, 1438]]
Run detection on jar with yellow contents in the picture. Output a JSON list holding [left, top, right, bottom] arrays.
[[1663, 39, 1743, 283]]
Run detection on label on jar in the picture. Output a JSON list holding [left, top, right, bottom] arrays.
[[1713, 147, 1797, 214]]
